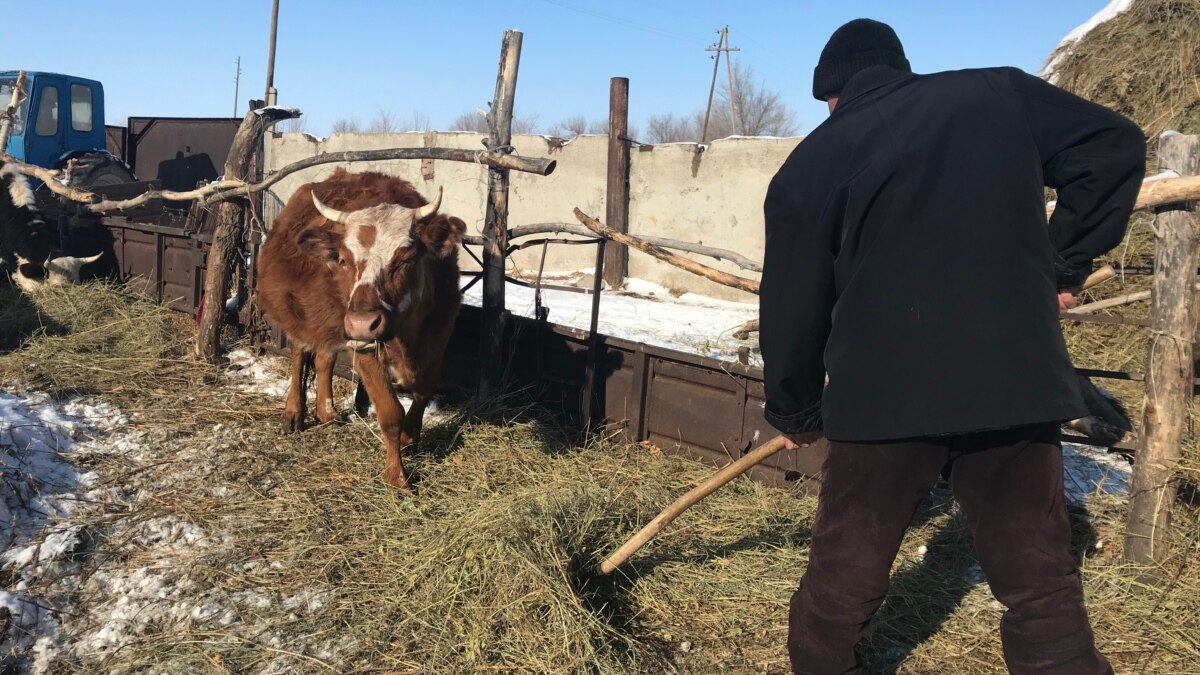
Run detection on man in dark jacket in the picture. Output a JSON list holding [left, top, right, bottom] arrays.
[[760, 18, 1145, 675]]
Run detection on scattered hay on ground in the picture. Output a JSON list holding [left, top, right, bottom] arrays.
[[1, 283, 1198, 674]]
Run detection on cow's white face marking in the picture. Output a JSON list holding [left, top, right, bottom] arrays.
[[340, 204, 415, 293], [335, 205, 419, 315], [1, 164, 38, 210]]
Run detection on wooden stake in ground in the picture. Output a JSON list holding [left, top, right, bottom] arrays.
[[599, 436, 790, 575], [0, 71, 27, 153], [1125, 133, 1200, 566], [196, 105, 298, 362], [604, 77, 630, 288], [480, 30, 522, 395]]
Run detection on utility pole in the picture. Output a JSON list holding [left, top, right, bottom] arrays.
[[701, 26, 740, 143], [265, 0, 280, 106], [233, 56, 242, 117], [724, 27, 740, 135]]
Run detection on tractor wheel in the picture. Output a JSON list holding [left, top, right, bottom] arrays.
[[65, 154, 137, 188]]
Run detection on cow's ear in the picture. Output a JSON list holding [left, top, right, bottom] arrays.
[[296, 227, 341, 262], [414, 215, 465, 258]]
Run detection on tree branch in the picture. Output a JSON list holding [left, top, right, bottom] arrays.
[[1046, 174, 1200, 219], [1, 144, 555, 214], [573, 208, 760, 294], [461, 222, 763, 272]]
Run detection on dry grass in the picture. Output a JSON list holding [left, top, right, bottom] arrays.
[[2, 284, 1199, 674], [1047, 0, 1200, 143]]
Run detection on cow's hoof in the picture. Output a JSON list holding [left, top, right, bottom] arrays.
[[383, 470, 412, 491], [316, 409, 346, 426], [280, 412, 304, 433]]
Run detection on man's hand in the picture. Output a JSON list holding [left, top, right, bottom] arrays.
[[1058, 290, 1077, 312], [783, 431, 823, 450]]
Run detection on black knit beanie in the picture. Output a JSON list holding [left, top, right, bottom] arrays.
[[813, 19, 911, 101]]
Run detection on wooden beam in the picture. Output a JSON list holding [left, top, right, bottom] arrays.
[[480, 30, 522, 395], [574, 208, 760, 294], [1125, 133, 1200, 566], [604, 77, 630, 288], [1046, 173, 1200, 219], [0, 146, 555, 213], [196, 106, 298, 362], [0, 71, 27, 154]]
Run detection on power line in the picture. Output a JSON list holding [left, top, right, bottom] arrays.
[[540, 0, 697, 43]]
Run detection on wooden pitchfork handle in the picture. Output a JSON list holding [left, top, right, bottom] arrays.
[[599, 436, 792, 575], [1080, 264, 1115, 292], [598, 265, 1116, 575]]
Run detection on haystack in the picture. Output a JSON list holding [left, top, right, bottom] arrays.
[[1046, 0, 1200, 142], [1042, 0, 1200, 485]]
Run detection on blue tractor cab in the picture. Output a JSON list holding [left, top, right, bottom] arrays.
[[1, 71, 135, 186]]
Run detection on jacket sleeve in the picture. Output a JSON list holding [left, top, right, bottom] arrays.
[[1008, 68, 1146, 289], [759, 169, 838, 435]]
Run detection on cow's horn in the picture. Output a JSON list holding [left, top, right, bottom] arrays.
[[311, 192, 351, 224], [416, 186, 443, 221], [79, 252, 103, 264]]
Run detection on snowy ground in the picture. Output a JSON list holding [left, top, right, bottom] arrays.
[[0, 343, 1133, 671], [463, 276, 761, 365], [0, 366, 355, 672]]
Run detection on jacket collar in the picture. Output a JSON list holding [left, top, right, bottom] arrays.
[[836, 66, 916, 109]]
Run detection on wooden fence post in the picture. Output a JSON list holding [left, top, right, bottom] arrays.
[[480, 30, 522, 395], [603, 77, 630, 289], [1125, 132, 1200, 565], [196, 105, 297, 362], [0, 71, 27, 154]]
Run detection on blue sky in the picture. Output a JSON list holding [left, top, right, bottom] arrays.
[[2, 1, 1107, 138]]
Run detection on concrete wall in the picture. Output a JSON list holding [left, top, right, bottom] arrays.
[[263, 131, 803, 302]]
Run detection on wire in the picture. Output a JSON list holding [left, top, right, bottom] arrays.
[[540, 0, 698, 43]]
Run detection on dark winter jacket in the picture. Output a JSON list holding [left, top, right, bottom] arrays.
[[760, 65, 1145, 441]]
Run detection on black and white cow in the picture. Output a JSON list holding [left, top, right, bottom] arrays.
[[0, 161, 100, 291]]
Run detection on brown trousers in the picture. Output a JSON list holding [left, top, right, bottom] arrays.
[[788, 423, 1112, 674]]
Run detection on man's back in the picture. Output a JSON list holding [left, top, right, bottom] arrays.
[[761, 65, 1145, 441]]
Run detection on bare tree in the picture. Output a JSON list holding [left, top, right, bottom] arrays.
[[549, 115, 589, 138], [449, 109, 540, 135], [644, 64, 797, 144], [331, 117, 362, 134], [368, 108, 400, 133], [510, 113, 540, 135], [720, 62, 797, 137], [646, 113, 700, 144], [279, 116, 308, 134], [449, 110, 489, 133], [400, 111, 432, 132]]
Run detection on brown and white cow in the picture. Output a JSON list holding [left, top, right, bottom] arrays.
[[256, 167, 465, 489]]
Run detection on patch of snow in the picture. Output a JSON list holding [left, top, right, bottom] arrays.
[[0, 391, 129, 668], [463, 276, 760, 365], [1062, 443, 1131, 504], [254, 106, 301, 118], [225, 347, 292, 397], [1043, 0, 1134, 81]]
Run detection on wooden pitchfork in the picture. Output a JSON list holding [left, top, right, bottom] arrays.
[[598, 264, 1118, 575]]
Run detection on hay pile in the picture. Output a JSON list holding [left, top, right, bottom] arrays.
[[1043, 0, 1200, 486], [0, 283, 1197, 674], [1047, 0, 1200, 141]]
